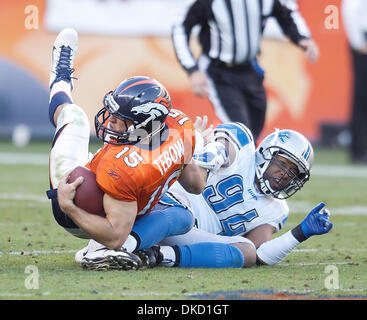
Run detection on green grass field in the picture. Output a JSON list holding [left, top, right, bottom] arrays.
[[0, 140, 367, 301]]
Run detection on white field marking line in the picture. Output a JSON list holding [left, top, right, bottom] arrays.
[[287, 201, 367, 215], [284, 221, 367, 228], [1, 193, 367, 215], [293, 248, 367, 253], [0, 248, 364, 258], [279, 288, 367, 294], [312, 164, 367, 178], [0, 249, 78, 257], [277, 261, 353, 266], [0, 222, 43, 226], [0, 292, 51, 297], [1, 151, 367, 178], [0, 219, 365, 229], [0, 152, 49, 166], [0, 193, 49, 203]]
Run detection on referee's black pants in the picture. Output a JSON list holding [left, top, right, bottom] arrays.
[[350, 49, 367, 161], [206, 60, 267, 142]]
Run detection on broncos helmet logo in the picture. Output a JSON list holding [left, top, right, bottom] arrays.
[[131, 102, 169, 118], [131, 102, 170, 129]]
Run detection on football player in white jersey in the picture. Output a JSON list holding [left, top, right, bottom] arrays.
[[134, 119, 333, 268]]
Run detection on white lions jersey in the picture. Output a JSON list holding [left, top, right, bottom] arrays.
[[168, 122, 289, 237]]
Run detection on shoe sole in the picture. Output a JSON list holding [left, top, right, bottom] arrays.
[[81, 255, 141, 271], [135, 251, 150, 268]]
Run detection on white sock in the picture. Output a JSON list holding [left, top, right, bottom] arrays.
[[121, 235, 138, 253], [50, 80, 73, 103], [160, 246, 176, 267]]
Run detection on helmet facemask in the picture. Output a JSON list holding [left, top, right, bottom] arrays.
[[94, 91, 164, 145], [256, 146, 310, 199]]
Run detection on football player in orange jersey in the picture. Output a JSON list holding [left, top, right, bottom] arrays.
[[46, 28, 228, 270]]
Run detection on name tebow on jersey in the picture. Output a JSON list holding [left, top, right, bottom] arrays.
[[86, 109, 195, 216]]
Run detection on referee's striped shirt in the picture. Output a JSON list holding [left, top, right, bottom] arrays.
[[172, 0, 310, 74]]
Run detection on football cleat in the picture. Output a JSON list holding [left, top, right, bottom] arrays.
[[300, 202, 333, 238], [74, 245, 88, 263], [81, 247, 143, 271], [135, 245, 163, 269], [49, 28, 78, 89]]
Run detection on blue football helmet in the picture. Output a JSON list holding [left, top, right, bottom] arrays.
[[95, 76, 171, 145]]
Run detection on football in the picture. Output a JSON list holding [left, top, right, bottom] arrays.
[[67, 166, 105, 216]]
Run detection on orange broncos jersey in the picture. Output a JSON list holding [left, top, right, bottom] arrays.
[[85, 109, 195, 217]]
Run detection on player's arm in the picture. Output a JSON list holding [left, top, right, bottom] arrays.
[[194, 121, 253, 172], [271, 0, 319, 63], [178, 162, 207, 194], [249, 203, 333, 266], [57, 172, 136, 250], [245, 224, 275, 249]]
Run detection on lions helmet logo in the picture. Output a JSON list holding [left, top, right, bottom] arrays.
[[278, 131, 290, 143]]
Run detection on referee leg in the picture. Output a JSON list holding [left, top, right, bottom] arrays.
[[206, 63, 252, 130], [242, 64, 267, 142], [350, 49, 367, 161]]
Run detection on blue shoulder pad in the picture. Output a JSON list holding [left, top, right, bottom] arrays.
[[213, 122, 253, 150]]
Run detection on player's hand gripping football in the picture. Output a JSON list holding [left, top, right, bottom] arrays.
[[57, 169, 84, 213], [300, 202, 333, 238]]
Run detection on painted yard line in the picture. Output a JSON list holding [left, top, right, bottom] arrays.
[[0, 250, 77, 257], [0, 193, 49, 203], [0, 248, 364, 258], [2, 192, 366, 216], [0, 222, 43, 227], [293, 248, 367, 253], [312, 164, 367, 178], [0, 219, 366, 228], [284, 221, 367, 227], [0, 152, 48, 166], [1, 151, 367, 178], [1, 193, 367, 215], [287, 201, 367, 215], [278, 261, 352, 266]]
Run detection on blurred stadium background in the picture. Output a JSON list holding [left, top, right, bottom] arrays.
[[0, 0, 352, 147]]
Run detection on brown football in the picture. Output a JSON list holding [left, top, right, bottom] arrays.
[[67, 166, 105, 216]]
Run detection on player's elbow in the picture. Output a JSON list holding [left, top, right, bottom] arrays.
[[179, 163, 207, 194], [103, 233, 127, 251], [184, 179, 206, 194]]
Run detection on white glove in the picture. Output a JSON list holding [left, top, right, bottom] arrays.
[[193, 141, 229, 173]]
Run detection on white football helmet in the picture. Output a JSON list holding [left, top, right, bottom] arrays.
[[255, 129, 314, 199]]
